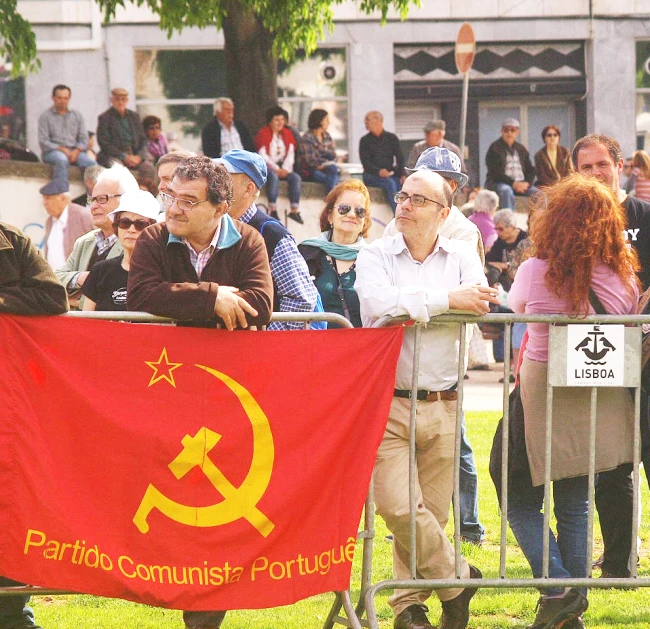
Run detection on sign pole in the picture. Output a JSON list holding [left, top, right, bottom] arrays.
[[459, 71, 469, 160], [455, 22, 476, 172]]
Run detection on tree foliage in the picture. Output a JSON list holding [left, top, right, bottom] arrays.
[[0, 0, 39, 76], [97, 0, 417, 63]]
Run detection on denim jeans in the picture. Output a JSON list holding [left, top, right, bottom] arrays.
[[363, 173, 401, 213], [0, 577, 35, 629], [266, 169, 301, 208], [457, 413, 485, 542], [305, 164, 339, 193], [508, 475, 588, 595], [494, 182, 539, 210], [42, 149, 97, 183]]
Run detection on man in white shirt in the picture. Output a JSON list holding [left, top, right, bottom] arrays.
[[355, 169, 498, 629], [41, 179, 93, 270], [384, 147, 486, 547]]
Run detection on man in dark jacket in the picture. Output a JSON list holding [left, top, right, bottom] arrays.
[[127, 155, 272, 330], [0, 222, 67, 629], [201, 98, 254, 158], [485, 118, 538, 209], [96, 88, 148, 173], [359, 110, 406, 213]]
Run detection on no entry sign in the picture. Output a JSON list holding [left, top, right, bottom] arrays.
[[455, 23, 476, 74]]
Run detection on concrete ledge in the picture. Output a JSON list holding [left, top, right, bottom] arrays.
[[0, 159, 83, 182]]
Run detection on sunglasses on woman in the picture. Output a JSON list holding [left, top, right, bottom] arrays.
[[336, 204, 366, 219], [115, 218, 154, 231]]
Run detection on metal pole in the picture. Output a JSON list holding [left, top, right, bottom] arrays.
[[453, 323, 467, 577], [586, 387, 597, 577], [409, 325, 423, 578], [459, 71, 470, 159], [499, 323, 512, 578]]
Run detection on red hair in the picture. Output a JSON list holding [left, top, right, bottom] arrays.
[[532, 173, 639, 314]]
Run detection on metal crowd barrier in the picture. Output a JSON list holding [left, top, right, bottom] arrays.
[[362, 312, 650, 629], [6, 311, 649, 629]]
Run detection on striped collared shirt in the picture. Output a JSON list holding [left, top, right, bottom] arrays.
[[182, 223, 222, 276]]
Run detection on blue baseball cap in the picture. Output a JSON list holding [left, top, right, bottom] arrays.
[[214, 149, 267, 189], [406, 146, 468, 188]]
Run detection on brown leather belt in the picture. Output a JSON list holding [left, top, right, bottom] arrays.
[[393, 389, 458, 402]]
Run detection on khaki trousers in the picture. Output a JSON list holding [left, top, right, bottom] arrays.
[[374, 397, 469, 617]]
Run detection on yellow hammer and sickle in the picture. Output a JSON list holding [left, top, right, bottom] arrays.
[[133, 366, 275, 538]]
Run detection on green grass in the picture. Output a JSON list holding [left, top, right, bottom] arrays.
[[32, 411, 650, 628]]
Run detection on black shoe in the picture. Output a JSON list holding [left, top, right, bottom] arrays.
[[394, 604, 433, 629], [460, 535, 483, 547], [270, 210, 280, 220], [439, 564, 481, 629], [498, 373, 515, 383], [527, 588, 588, 629], [288, 211, 304, 224]]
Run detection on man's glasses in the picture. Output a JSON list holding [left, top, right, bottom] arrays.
[[337, 204, 366, 219], [115, 218, 154, 231], [160, 191, 208, 212], [394, 192, 445, 209], [502, 127, 519, 133], [87, 193, 122, 206], [545, 133, 559, 138]]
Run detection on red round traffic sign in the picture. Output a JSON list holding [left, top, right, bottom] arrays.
[[455, 22, 476, 74]]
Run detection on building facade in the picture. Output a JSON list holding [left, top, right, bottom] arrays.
[[8, 0, 650, 187]]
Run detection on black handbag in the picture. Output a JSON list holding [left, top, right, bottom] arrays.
[[488, 382, 533, 505]]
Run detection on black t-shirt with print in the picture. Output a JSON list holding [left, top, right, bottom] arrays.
[[82, 255, 128, 311]]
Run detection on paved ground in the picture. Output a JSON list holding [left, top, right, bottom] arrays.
[[462, 363, 515, 412]]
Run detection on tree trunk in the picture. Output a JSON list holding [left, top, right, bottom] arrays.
[[223, 0, 277, 139]]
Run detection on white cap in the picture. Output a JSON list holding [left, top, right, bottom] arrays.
[[107, 190, 161, 222]]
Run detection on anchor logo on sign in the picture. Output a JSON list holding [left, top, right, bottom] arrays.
[[133, 363, 275, 538], [574, 326, 616, 365]]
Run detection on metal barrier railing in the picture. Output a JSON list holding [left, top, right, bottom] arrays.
[[363, 312, 650, 629], [5, 311, 649, 629]]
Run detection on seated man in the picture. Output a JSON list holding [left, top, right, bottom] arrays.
[[407, 119, 466, 174], [38, 84, 96, 183], [96, 88, 148, 173], [201, 97, 254, 158], [360, 111, 406, 213], [485, 118, 538, 209]]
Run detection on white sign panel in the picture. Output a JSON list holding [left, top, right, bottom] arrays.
[[566, 324, 625, 386]]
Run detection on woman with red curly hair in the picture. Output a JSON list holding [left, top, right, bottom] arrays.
[[507, 173, 639, 629]]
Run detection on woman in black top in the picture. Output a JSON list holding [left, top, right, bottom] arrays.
[[298, 179, 372, 327], [82, 189, 159, 311]]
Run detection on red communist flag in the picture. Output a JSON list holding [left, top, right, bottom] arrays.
[[0, 315, 403, 610]]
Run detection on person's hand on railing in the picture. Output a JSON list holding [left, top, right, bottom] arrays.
[[214, 286, 258, 331], [448, 283, 500, 315]]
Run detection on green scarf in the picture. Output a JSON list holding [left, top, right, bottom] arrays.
[[300, 231, 367, 261]]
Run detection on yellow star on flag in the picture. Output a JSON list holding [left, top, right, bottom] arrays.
[[145, 348, 183, 388]]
